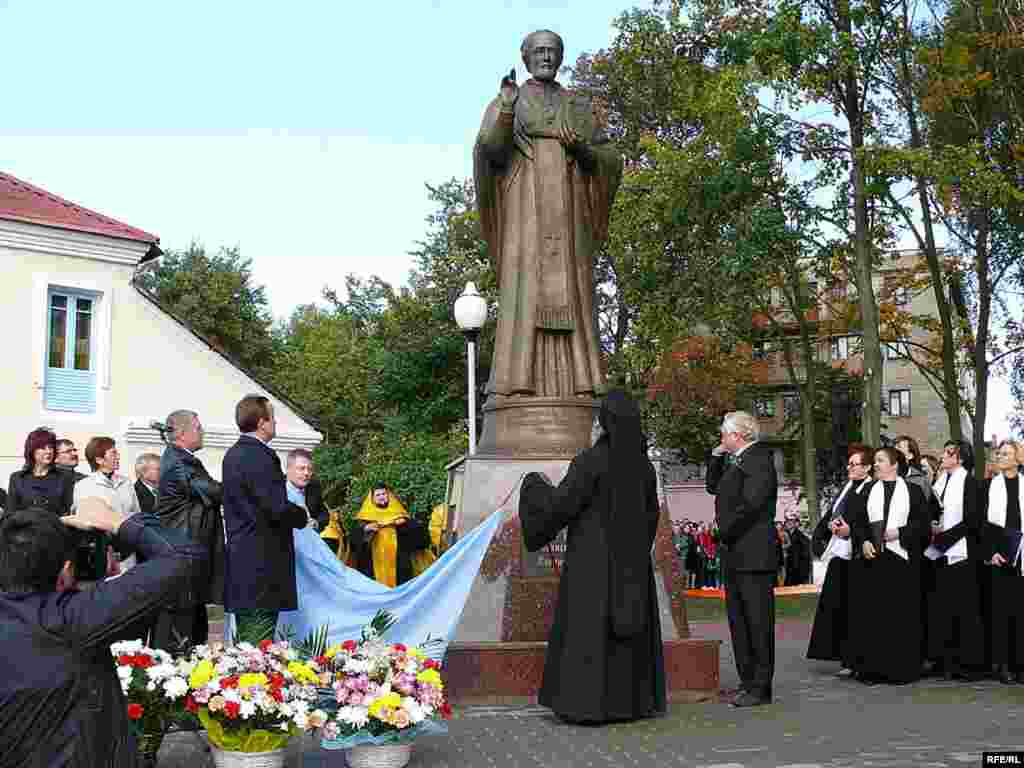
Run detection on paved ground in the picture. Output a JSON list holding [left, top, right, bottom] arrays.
[[158, 617, 1024, 768]]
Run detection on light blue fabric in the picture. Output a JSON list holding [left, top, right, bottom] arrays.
[[273, 509, 504, 659], [286, 481, 307, 510]]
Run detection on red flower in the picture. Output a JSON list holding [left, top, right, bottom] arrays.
[[269, 672, 285, 688], [220, 676, 239, 689], [184, 695, 198, 714], [127, 703, 144, 720], [341, 640, 357, 652], [393, 644, 407, 653], [439, 701, 452, 720], [259, 639, 273, 651], [133, 654, 155, 669], [117, 655, 133, 666], [224, 701, 241, 719], [424, 660, 440, 671], [270, 688, 284, 703]]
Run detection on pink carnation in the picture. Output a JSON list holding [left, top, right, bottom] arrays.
[[323, 720, 340, 740]]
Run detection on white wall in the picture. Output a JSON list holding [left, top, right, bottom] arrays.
[[0, 220, 321, 483]]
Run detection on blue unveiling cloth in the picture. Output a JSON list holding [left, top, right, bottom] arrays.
[[268, 509, 504, 658]]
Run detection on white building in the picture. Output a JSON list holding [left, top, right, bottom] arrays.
[[0, 171, 321, 482]]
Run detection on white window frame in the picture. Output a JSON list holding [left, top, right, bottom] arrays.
[[886, 341, 909, 360], [889, 389, 911, 417], [32, 273, 112, 423]]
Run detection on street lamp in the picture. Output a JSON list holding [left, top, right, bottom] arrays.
[[454, 282, 488, 455]]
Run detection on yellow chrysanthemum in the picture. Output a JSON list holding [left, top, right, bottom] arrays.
[[287, 661, 320, 685], [407, 647, 425, 660], [368, 692, 402, 718], [189, 659, 215, 689], [238, 673, 268, 689], [324, 645, 341, 659], [416, 669, 443, 689]]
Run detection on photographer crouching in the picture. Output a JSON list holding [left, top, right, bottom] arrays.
[[0, 497, 207, 766]]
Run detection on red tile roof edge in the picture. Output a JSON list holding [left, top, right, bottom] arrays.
[[0, 171, 159, 245]]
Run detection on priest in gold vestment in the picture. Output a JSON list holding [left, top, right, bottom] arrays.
[[348, 484, 430, 588], [474, 29, 622, 398]]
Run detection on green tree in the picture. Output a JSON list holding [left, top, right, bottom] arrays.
[[138, 241, 278, 374]]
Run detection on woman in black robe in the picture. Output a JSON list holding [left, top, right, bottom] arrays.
[[519, 389, 666, 724], [847, 447, 930, 684], [807, 444, 872, 668], [982, 440, 1024, 683]]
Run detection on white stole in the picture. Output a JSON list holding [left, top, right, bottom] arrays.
[[822, 479, 869, 564], [867, 478, 910, 560], [988, 473, 1024, 574], [935, 467, 968, 565]]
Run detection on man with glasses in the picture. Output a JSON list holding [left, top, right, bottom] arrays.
[[54, 439, 86, 483], [707, 411, 779, 707]]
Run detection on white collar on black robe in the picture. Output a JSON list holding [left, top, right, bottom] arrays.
[[988, 473, 1024, 573], [823, 479, 872, 563], [935, 466, 968, 565], [867, 477, 910, 560]]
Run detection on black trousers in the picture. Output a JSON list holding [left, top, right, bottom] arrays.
[[724, 568, 775, 696]]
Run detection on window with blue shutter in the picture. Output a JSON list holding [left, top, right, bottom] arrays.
[[44, 289, 97, 413]]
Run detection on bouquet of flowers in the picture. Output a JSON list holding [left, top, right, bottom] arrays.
[[317, 616, 451, 748], [110, 640, 191, 737], [183, 638, 329, 752]]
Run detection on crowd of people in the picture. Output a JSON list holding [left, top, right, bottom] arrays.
[[807, 434, 1024, 686]]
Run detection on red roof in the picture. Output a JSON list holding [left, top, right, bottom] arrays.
[[0, 171, 159, 246]]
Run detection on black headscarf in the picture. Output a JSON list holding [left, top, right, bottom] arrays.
[[598, 389, 652, 638]]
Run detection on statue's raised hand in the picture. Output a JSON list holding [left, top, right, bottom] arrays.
[[499, 68, 518, 109]]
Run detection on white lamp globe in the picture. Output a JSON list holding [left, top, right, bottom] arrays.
[[454, 282, 487, 332]]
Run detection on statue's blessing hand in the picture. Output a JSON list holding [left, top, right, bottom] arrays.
[[499, 68, 518, 107]]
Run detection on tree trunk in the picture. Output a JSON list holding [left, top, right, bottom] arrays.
[[972, 208, 991, 473], [896, 0, 963, 440]]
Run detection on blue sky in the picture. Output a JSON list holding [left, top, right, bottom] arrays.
[[1, 0, 633, 315], [1, 0, 1012, 434]]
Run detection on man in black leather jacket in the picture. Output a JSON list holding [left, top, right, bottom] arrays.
[[0, 498, 206, 767], [150, 409, 224, 652]]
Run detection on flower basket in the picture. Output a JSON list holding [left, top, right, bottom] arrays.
[[182, 639, 328, 755], [344, 743, 413, 768], [316, 617, 451, 754], [136, 731, 163, 767], [209, 745, 287, 768]]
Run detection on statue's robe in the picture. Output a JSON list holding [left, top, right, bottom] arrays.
[[474, 79, 622, 397]]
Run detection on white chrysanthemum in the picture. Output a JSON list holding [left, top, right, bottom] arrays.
[[222, 688, 241, 703], [293, 711, 309, 730], [163, 677, 189, 699], [147, 663, 177, 682], [337, 706, 369, 728], [343, 658, 371, 675], [110, 640, 144, 654], [146, 681, 157, 692], [402, 697, 426, 724], [240, 700, 257, 720], [117, 666, 133, 680]]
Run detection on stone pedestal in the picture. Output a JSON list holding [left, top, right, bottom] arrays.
[[476, 395, 599, 456], [445, 454, 720, 703]]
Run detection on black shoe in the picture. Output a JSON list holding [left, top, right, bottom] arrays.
[[996, 665, 1015, 684], [732, 690, 771, 707]]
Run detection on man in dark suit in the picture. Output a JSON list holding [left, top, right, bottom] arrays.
[[222, 395, 308, 643], [133, 452, 161, 516], [784, 513, 812, 585], [706, 410, 779, 707], [151, 411, 223, 651]]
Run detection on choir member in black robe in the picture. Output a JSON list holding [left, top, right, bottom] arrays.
[[807, 444, 873, 668], [982, 440, 1024, 684], [895, 435, 939, 673], [927, 440, 986, 679], [519, 389, 666, 724], [848, 447, 930, 684]]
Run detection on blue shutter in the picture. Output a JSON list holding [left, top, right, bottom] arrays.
[[44, 290, 97, 413]]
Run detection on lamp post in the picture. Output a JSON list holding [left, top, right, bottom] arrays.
[[454, 282, 487, 455]]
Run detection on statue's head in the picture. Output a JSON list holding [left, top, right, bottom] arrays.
[[520, 29, 564, 81]]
